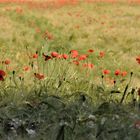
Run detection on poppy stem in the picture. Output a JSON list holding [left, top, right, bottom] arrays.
[[120, 72, 133, 104]]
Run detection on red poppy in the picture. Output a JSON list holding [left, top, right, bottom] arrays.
[[103, 69, 110, 75], [83, 63, 94, 69], [73, 60, 80, 65], [72, 53, 78, 58], [105, 77, 115, 85], [71, 50, 78, 54], [5, 59, 10, 65], [115, 69, 121, 76], [42, 53, 52, 61], [99, 51, 105, 58], [35, 28, 41, 33], [83, 63, 87, 67], [34, 73, 44, 80], [88, 63, 94, 69], [121, 71, 127, 77], [23, 66, 30, 72], [62, 54, 68, 59], [43, 30, 53, 40], [136, 56, 140, 64], [51, 52, 58, 58], [33, 53, 38, 59], [78, 55, 87, 61], [57, 54, 63, 59], [0, 70, 6, 81], [88, 49, 94, 53], [70, 50, 78, 58], [47, 34, 53, 40]]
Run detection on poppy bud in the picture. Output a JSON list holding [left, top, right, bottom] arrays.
[[12, 70, 15, 75]]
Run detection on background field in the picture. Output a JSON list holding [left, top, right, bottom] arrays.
[[0, 0, 140, 83], [0, 0, 140, 140]]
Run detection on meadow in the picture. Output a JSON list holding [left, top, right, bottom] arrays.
[[0, 0, 140, 139]]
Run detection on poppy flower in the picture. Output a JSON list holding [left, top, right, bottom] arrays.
[[42, 53, 52, 61], [73, 60, 80, 65], [62, 54, 68, 59], [88, 63, 94, 69], [99, 51, 105, 58], [71, 50, 78, 54], [51, 52, 59, 58], [23, 66, 30, 72], [5, 59, 10, 65], [0, 70, 6, 81], [43, 30, 53, 40], [72, 53, 78, 58], [35, 28, 41, 33], [7, 66, 14, 72], [70, 50, 78, 58], [78, 55, 87, 61], [121, 71, 127, 77], [47, 33, 53, 40], [33, 53, 38, 59], [34, 73, 44, 80], [83, 63, 88, 67], [57, 54, 63, 59], [83, 63, 94, 69], [103, 69, 110, 75], [136, 56, 140, 64], [105, 77, 115, 85], [88, 49, 94, 53], [115, 69, 121, 76]]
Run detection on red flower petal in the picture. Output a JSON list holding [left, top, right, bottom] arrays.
[[42, 53, 52, 61], [73, 60, 80, 65], [23, 66, 30, 72], [78, 55, 87, 61], [103, 69, 110, 75], [33, 54, 38, 59], [34, 73, 44, 80], [62, 54, 68, 59], [0, 70, 6, 81], [136, 56, 140, 64], [0, 70, 6, 77], [5, 59, 10, 65], [99, 51, 105, 58], [0, 76, 4, 81], [115, 69, 121, 76], [51, 52, 58, 58], [121, 71, 127, 77], [70, 50, 78, 58], [88, 49, 94, 53]]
